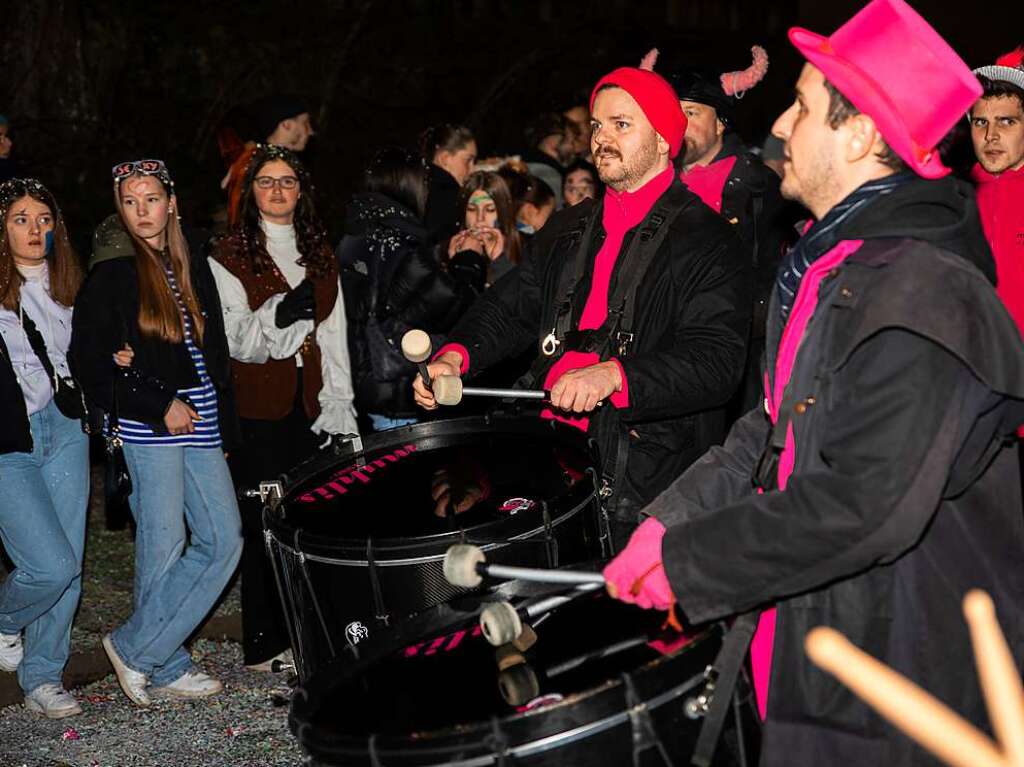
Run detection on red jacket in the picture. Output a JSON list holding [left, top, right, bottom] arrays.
[[971, 163, 1024, 336]]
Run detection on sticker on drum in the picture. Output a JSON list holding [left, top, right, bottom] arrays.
[[516, 693, 564, 713], [498, 497, 536, 515], [345, 621, 370, 646]]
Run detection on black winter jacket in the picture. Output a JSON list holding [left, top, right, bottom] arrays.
[[70, 251, 240, 449], [338, 192, 488, 417], [650, 176, 1024, 766], [445, 176, 751, 511], [0, 333, 33, 454]]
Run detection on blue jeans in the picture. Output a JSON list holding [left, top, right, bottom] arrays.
[[369, 414, 418, 432], [0, 400, 88, 692], [112, 444, 241, 686]]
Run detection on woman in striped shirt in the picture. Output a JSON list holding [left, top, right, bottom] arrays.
[[71, 160, 241, 707]]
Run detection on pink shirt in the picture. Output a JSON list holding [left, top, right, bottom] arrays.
[[680, 155, 737, 215]]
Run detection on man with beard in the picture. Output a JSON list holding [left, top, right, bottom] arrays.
[[603, 1, 1024, 765], [666, 47, 789, 416], [414, 66, 749, 546]]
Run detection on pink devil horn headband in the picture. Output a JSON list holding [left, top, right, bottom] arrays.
[[638, 48, 660, 71], [995, 47, 1024, 69], [721, 45, 769, 98]]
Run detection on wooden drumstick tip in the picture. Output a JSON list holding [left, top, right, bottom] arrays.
[[963, 589, 995, 623], [804, 626, 847, 670], [433, 375, 463, 406], [401, 329, 432, 363]]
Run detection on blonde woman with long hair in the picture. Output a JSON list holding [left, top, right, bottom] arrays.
[[71, 159, 241, 707]]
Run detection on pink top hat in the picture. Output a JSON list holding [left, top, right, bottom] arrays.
[[789, 0, 982, 179]]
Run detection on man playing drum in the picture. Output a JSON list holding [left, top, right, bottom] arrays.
[[414, 65, 749, 548], [603, 1, 1024, 765]]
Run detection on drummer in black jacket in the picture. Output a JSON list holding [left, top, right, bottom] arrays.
[[414, 65, 750, 546]]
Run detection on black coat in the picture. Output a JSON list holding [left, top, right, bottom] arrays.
[[0, 333, 33, 454], [70, 251, 240, 449], [423, 164, 463, 246], [338, 192, 488, 417], [446, 176, 751, 511], [649, 176, 1024, 765]]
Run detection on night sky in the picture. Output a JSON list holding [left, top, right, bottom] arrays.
[[2, 0, 1021, 250]]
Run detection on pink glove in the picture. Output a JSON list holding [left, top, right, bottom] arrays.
[[602, 517, 675, 610]]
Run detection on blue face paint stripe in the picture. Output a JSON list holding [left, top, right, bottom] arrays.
[[44, 230, 54, 255]]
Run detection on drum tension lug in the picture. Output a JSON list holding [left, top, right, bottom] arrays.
[[684, 664, 719, 720], [244, 481, 283, 504]]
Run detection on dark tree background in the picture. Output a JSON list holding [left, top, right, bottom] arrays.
[[2, 0, 1022, 253]]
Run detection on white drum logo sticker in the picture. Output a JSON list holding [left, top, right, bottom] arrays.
[[346, 621, 370, 646]]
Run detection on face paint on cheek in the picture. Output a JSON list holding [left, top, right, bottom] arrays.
[[44, 230, 54, 255]]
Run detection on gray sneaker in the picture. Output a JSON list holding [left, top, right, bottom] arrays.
[[25, 684, 82, 719], [150, 670, 223, 700], [102, 634, 150, 706], [0, 631, 23, 672]]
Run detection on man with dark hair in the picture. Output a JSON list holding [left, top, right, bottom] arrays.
[[604, 2, 1024, 765], [249, 93, 316, 152], [415, 66, 749, 546], [666, 47, 788, 416], [970, 50, 1024, 338]]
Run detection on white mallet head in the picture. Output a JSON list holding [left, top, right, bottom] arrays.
[[443, 543, 486, 588], [401, 329, 432, 363], [433, 375, 464, 406]]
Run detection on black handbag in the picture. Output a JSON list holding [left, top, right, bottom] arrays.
[[20, 310, 90, 424], [105, 368, 132, 508]]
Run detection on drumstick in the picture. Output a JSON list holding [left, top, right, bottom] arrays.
[[443, 543, 605, 589], [805, 626, 1007, 767], [964, 590, 1024, 764], [432, 375, 545, 406], [401, 329, 435, 393], [432, 375, 601, 409]]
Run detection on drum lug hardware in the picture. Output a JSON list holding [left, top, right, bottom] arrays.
[[684, 664, 719, 720], [244, 481, 283, 504]]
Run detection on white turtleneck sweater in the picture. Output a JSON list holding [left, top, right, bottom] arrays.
[[0, 260, 73, 415], [208, 219, 358, 436]]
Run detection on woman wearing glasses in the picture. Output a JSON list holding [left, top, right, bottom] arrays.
[[71, 159, 241, 707], [209, 144, 356, 672], [0, 179, 87, 718]]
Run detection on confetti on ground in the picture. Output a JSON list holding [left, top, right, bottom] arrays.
[[0, 640, 304, 767]]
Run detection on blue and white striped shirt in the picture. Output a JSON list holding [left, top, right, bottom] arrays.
[[118, 264, 221, 448]]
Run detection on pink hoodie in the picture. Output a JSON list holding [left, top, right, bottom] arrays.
[[971, 162, 1024, 338]]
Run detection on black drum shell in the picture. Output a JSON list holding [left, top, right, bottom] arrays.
[[265, 416, 609, 680], [288, 581, 759, 767]]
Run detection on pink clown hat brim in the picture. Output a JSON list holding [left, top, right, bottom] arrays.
[[788, 26, 951, 179]]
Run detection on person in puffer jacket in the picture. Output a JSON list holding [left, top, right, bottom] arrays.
[[337, 147, 488, 430]]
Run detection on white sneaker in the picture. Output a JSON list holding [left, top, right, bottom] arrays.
[[102, 634, 150, 707], [150, 670, 223, 699], [0, 632, 23, 672], [24, 684, 82, 719], [244, 648, 293, 673]]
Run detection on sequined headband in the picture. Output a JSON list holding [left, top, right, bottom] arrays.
[[112, 158, 174, 187]]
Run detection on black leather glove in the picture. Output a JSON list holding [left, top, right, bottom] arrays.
[[275, 279, 316, 328]]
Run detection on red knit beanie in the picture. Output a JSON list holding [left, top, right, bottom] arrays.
[[590, 67, 688, 158]]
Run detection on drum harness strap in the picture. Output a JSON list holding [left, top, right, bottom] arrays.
[[621, 671, 675, 767], [689, 612, 759, 767], [526, 185, 693, 518]]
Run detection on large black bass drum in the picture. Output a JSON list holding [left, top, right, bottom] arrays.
[[289, 578, 760, 766], [264, 416, 610, 680]]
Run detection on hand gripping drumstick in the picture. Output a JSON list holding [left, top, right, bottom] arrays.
[[443, 544, 606, 589], [401, 329, 436, 393], [805, 590, 1024, 767]]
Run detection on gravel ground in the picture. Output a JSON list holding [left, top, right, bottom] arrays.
[[0, 639, 305, 767]]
